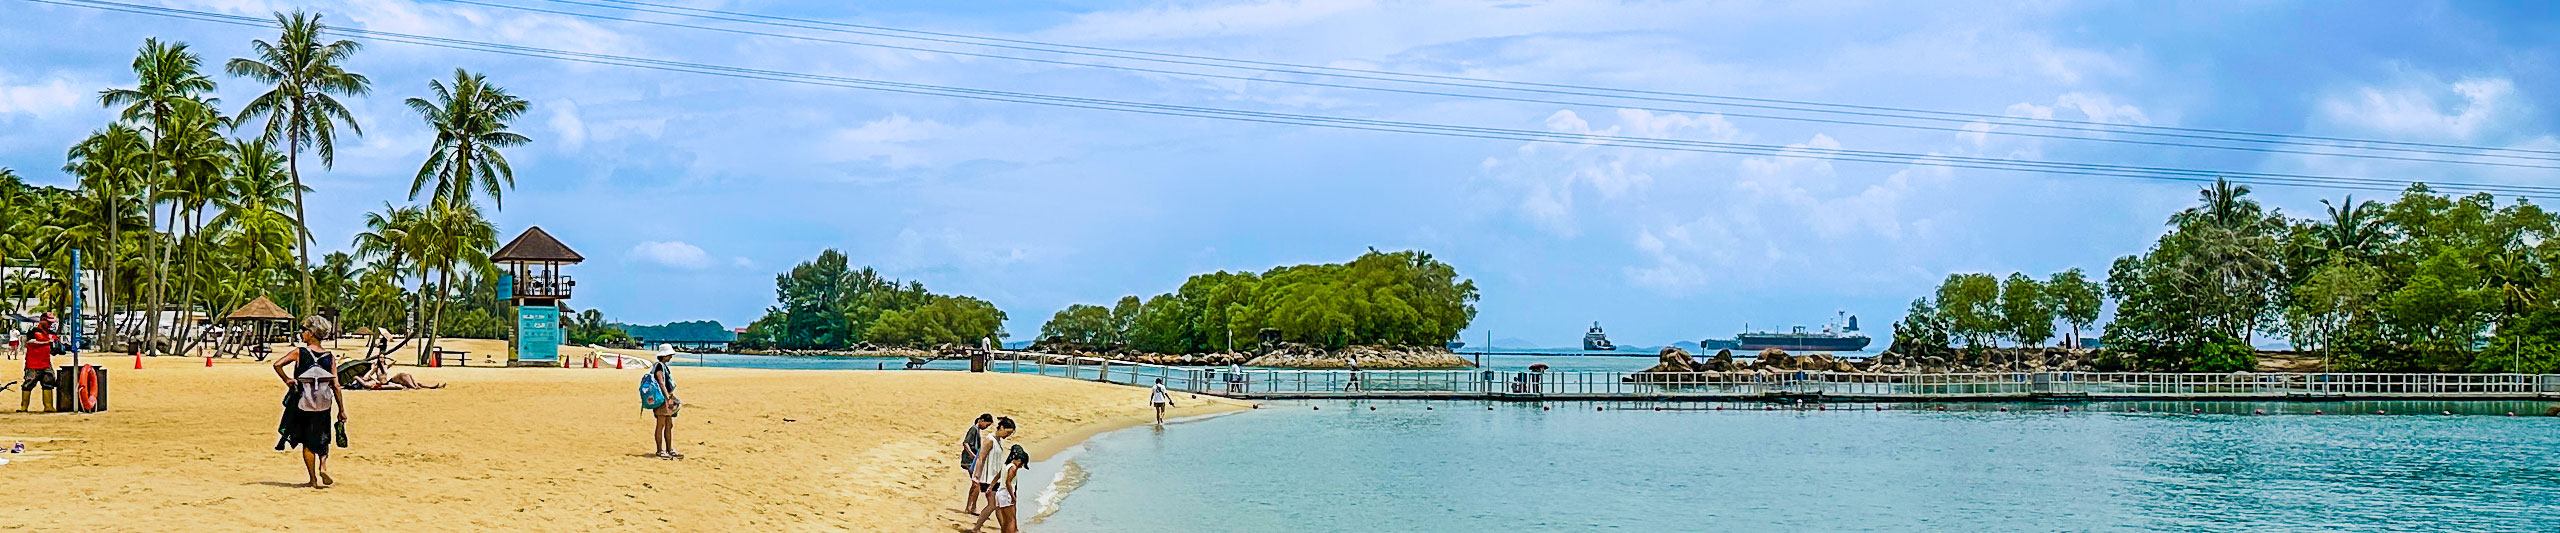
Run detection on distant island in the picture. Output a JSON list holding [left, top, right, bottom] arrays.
[[613, 320, 735, 343], [1031, 249, 1478, 368]]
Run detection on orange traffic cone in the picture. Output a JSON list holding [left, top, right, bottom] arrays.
[[205, 355, 213, 367], [134, 352, 144, 370]]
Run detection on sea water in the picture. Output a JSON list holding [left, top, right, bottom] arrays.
[[1033, 400, 2560, 532], [688, 352, 1674, 373]]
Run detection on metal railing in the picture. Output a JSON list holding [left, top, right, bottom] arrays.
[[989, 352, 2560, 401]]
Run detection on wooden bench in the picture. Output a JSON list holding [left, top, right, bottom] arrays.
[[430, 349, 472, 367]]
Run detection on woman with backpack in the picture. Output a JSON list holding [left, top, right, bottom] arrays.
[[645, 345, 682, 459], [269, 317, 346, 489]]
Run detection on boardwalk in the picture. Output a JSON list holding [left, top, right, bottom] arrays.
[[994, 352, 2560, 402]]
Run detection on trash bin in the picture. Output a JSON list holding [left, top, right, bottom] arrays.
[[50, 365, 106, 413]]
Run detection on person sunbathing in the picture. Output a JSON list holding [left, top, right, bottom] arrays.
[[353, 362, 444, 390]]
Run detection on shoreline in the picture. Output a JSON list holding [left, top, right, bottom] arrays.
[[1022, 409, 1258, 526], [0, 354, 1249, 531]]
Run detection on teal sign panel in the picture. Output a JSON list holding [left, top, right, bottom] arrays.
[[517, 305, 560, 364]]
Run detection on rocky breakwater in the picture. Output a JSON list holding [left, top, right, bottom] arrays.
[[733, 346, 936, 358], [1625, 347, 1860, 384], [1243, 344, 1474, 369], [1038, 350, 1257, 367], [1861, 348, 2099, 373]]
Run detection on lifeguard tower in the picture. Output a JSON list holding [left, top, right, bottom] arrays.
[[491, 226, 581, 367]]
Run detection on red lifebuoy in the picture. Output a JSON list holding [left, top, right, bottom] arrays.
[[77, 366, 100, 412]]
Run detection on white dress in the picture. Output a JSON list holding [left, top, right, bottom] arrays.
[[973, 435, 1006, 484]]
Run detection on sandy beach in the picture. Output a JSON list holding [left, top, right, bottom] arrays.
[[0, 343, 1248, 531]]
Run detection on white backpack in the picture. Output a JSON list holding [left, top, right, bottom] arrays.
[[297, 360, 338, 412]]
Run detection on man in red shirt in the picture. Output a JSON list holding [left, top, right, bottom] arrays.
[[19, 315, 55, 412]]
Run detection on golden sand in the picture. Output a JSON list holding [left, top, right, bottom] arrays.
[[0, 342, 1248, 531]]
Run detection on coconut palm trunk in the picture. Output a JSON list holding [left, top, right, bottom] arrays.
[[423, 263, 451, 365]]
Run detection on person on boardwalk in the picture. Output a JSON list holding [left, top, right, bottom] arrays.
[[960, 413, 994, 514], [1150, 378, 1176, 427], [269, 317, 345, 489], [969, 417, 1015, 526], [648, 345, 683, 459], [972, 444, 1029, 533], [18, 315, 56, 412]]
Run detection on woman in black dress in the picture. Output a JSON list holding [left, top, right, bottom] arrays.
[[270, 317, 345, 489]]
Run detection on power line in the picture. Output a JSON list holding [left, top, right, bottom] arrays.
[[544, 0, 2560, 163], [459, 0, 2560, 171], [28, 0, 2560, 199]]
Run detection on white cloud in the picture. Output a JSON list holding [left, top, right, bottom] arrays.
[[2318, 76, 2515, 140], [1479, 109, 1743, 236], [548, 99, 586, 151], [1045, 0, 1379, 42], [0, 73, 86, 118], [820, 114, 1067, 172], [631, 241, 711, 269]]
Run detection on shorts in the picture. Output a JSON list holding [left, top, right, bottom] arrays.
[[653, 398, 682, 418], [993, 488, 1015, 508], [20, 368, 53, 390]]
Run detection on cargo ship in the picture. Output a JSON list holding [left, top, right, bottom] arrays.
[[1703, 312, 1871, 352], [1582, 322, 1616, 351]]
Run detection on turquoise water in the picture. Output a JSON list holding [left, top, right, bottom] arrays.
[[1035, 400, 2560, 532], [686, 352, 1666, 373], [682, 352, 974, 371]]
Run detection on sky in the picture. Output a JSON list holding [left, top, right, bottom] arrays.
[[5, 0, 2559, 347]]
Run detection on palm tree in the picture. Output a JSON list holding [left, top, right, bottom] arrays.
[[228, 10, 370, 318], [102, 38, 220, 353], [415, 200, 498, 361], [66, 125, 154, 349], [404, 68, 529, 359], [351, 202, 428, 342], [153, 109, 234, 355], [2317, 195, 2386, 261], [206, 138, 304, 314], [405, 68, 531, 210]]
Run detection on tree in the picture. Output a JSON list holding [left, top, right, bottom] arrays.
[[2316, 195, 2387, 263], [101, 38, 219, 353], [228, 10, 370, 317], [868, 296, 1007, 349], [413, 200, 497, 359], [1108, 295, 1142, 346], [1885, 297, 1955, 360], [65, 125, 152, 350], [1037, 304, 1116, 349], [403, 69, 527, 360], [350, 202, 427, 335], [1934, 273, 2002, 347], [2282, 260, 2384, 367], [403, 68, 530, 210], [1999, 272, 2053, 347], [1039, 249, 1479, 354], [2044, 268, 2102, 349]]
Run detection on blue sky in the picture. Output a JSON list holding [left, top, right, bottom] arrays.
[[5, 1, 2558, 347]]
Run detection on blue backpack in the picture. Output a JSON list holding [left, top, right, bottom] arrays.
[[639, 365, 669, 409]]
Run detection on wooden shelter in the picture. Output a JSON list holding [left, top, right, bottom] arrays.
[[493, 227, 582, 367], [220, 296, 293, 358]]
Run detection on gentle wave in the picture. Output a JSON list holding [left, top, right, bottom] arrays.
[[1030, 453, 1088, 523]]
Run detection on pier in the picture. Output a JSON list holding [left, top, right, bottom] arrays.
[[994, 352, 2560, 402]]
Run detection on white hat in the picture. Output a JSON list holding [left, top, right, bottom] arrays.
[[654, 344, 678, 358]]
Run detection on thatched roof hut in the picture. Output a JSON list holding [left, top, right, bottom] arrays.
[[225, 296, 292, 321]]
